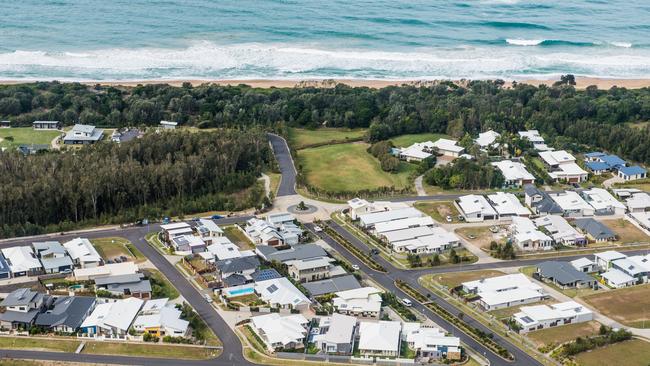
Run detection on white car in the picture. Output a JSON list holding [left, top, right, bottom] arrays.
[[313, 225, 323, 232], [204, 294, 213, 303], [351, 264, 360, 271], [445, 215, 453, 223], [402, 298, 413, 307]]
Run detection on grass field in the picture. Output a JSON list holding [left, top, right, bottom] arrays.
[[581, 284, 650, 328], [388, 133, 450, 147], [0, 127, 59, 149], [91, 237, 144, 262], [0, 336, 80, 353], [289, 127, 366, 149], [266, 172, 281, 196], [601, 219, 650, 244], [574, 339, 650, 366], [526, 320, 601, 348], [224, 226, 255, 250], [297, 142, 416, 192], [83, 341, 220, 360], [145, 268, 180, 300], [423, 269, 506, 289], [414, 201, 461, 223]]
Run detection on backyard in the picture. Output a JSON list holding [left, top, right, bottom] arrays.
[[0, 127, 60, 149], [600, 219, 650, 244], [297, 142, 416, 193], [414, 201, 460, 223], [573, 339, 650, 366], [526, 320, 602, 348], [224, 226, 255, 250], [288, 127, 366, 149], [91, 237, 144, 262], [581, 284, 650, 328]]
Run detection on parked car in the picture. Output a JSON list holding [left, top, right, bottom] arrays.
[[402, 298, 413, 307], [446, 215, 453, 223], [313, 225, 323, 232], [204, 294, 213, 303], [211, 214, 223, 220], [351, 264, 360, 271], [370, 248, 380, 255], [162, 217, 171, 224]]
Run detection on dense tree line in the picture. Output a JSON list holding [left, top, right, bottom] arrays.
[[423, 157, 504, 190], [0, 129, 271, 238], [3, 80, 650, 163], [367, 140, 400, 172]]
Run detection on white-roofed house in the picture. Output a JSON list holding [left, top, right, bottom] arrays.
[[518, 130, 552, 151], [357, 320, 402, 357], [397, 142, 434, 162], [62, 124, 104, 145], [539, 150, 587, 183], [570, 257, 597, 273], [626, 192, 650, 213], [387, 226, 461, 255], [347, 198, 371, 220], [601, 268, 636, 288], [170, 235, 206, 254], [132, 298, 189, 338], [159, 120, 178, 129], [510, 217, 553, 251], [462, 273, 547, 310], [80, 297, 144, 339], [432, 138, 464, 157], [195, 219, 224, 245], [358, 207, 424, 229], [629, 211, 650, 232], [512, 301, 593, 333], [250, 313, 309, 352], [456, 194, 497, 222], [402, 323, 461, 360], [286, 257, 336, 283], [487, 192, 531, 219], [63, 238, 103, 268], [580, 188, 626, 216], [610, 255, 650, 284], [255, 277, 311, 311], [475, 130, 501, 149], [549, 191, 595, 217], [332, 286, 383, 318], [160, 222, 193, 243], [1, 246, 43, 277], [311, 313, 357, 354], [373, 216, 435, 235], [594, 250, 627, 271], [74, 261, 138, 281], [491, 160, 535, 187], [534, 215, 587, 246]]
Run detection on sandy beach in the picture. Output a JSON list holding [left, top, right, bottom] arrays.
[[1, 77, 649, 89]]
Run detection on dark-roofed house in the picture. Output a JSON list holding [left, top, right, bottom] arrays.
[[523, 184, 563, 215], [17, 144, 50, 155], [258, 244, 328, 263], [536, 261, 596, 289], [33, 241, 73, 274], [0, 253, 10, 279], [0, 289, 49, 329], [35, 296, 96, 333], [250, 268, 282, 283], [95, 274, 152, 299], [216, 256, 260, 279], [574, 218, 617, 242], [303, 275, 362, 297], [585, 161, 610, 175]]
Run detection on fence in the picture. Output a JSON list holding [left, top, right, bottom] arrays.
[[275, 353, 417, 365]]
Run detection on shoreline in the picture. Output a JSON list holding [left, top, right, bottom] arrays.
[[1, 77, 649, 89]]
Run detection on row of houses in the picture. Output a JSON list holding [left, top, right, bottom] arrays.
[[508, 215, 616, 251], [0, 288, 188, 339], [457, 192, 530, 222], [250, 312, 461, 360]]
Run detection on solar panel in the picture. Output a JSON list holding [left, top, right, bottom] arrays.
[[267, 284, 278, 293], [520, 316, 534, 324]]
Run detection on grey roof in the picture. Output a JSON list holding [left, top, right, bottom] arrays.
[[33, 241, 65, 256], [216, 256, 260, 274], [33, 121, 59, 125], [0, 288, 43, 307], [105, 279, 152, 294], [537, 261, 595, 286], [0, 309, 41, 324], [95, 273, 145, 286], [35, 296, 96, 330], [223, 274, 248, 287], [267, 244, 328, 263], [535, 196, 563, 214], [0, 253, 9, 274], [63, 124, 104, 142], [251, 268, 283, 282], [574, 218, 616, 240], [303, 275, 361, 296], [40, 256, 74, 271], [72, 124, 95, 134], [524, 184, 542, 197]]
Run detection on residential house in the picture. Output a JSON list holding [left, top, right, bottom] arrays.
[[536, 261, 596, 289], [373, 216, 435, 236], [461, 273, 547, 310], [549, 191, 594, 217], [0, 289, 48, 329], [303, 275, 361, 297], [347, 198, 372, 220], [626, 192, 650, 213], [610, 255, 650, 284], [457, 194, 497, 222], [94, 273, 152, 299], [255, 277, 311, 311], [332, 286, 383, 318], [613, 188, 643, 199], [585, 161, 611, 175], [216, 256, 260, 281], [491, 160, 535, 187], [256, 244, 328, 264], [311, 313, 357, 354], [570, 257, 597, 273], [62, 124, 104, 144], [267, 213, 296, 228], [245, 218, 289, 246], [513, 301, 593, 333], [80, 297, 144, 338], [539, 150, 588, 183], [432, 138, 465, 157], [74, 262, 138, 281], [0, 253, 10, 279], [35, 296, 96, 333], [510, 217, 553, 251], [533, 215, 586, 246], [17, 144, 49, 155], [1, 246, 43, 277], [195, 219, 224, 244], [170, 235, 206, 253], [132, 298, 189, 337], [487, 192, 531, 219], [358, 207, 424, 229], [523, 184, 563, 216], [629, 211, 650, 231], [518, 130, 552, 151], [601, 268, 636, 288], [159, 121, 178, 129], [32, 241, 74, 274], [63, 238, 103, 268], [357, 321, 402, 358], [386, 226, 461, 254], [160, 222, 193, 243], [475, 130, 501, 149], [594, 251, 627, 271], [33, 121, 61, 130], [250, 313, 309, 352], [581, 188, 626, 215], [574, 219, 616, 242], [402, 323, 461, 360], [0, 120, 9, 128], [286, 256, 336, 283], [397, 141, 435, 162], [618, 166, 647, 181]]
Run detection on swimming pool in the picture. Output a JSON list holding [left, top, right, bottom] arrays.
[[225, 286, 254, 298]]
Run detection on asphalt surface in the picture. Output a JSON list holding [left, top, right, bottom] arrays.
[[267, 133, 297, 196]]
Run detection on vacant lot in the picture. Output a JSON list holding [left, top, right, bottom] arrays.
[[91, 237, 143, 262], [574, 339, 650, 366], [84, 341, 220, 360], [224, 226, 255, 250], [0, 127, 60, 149], [422, 269, 506, 289], [289, 127, 366, 149], [526, 320, 601, 348], [297, 143, 416, 193], [581, 284, 650, 328], [601, 219, 649, 244], [456, 226, 507, 249], [414, 201, 460, 223], [0, 336, 80, 353], [145, 268, 180, 300], [388, 133, 450, 147]]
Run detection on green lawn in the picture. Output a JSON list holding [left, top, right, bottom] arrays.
[[574, 339, 650, 366], [224, 226, 255, 250], [297, 142, 417, 193], [91, 237, 144, 262], [388, 133, 450, 147], [422, 270, 506, 289], [83, 341, 220, 360], [145, 268, 180, 300], [0, 336, 80, 352], [0, 127, 60, 149], [288, 127, 366, 149]]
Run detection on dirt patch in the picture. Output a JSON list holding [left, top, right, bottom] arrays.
[[456, 226, 507, 249], [581, 284, 650, 328]]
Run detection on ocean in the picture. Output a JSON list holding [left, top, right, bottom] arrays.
[[1, 0, 649, 81]]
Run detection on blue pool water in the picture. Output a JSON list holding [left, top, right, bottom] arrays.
[[226, 287, 255, 297]]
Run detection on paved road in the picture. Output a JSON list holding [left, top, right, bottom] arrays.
[[268, 133, 297, 197]]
